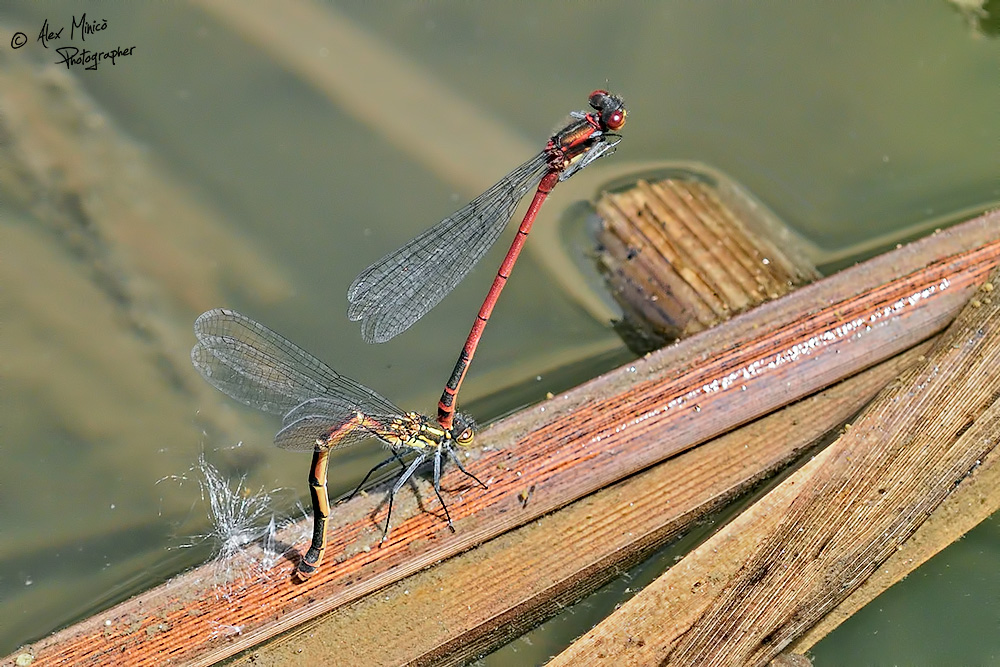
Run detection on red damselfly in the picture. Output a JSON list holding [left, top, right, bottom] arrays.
[[437, 91, 627, 429], [348, 90, 627, 347], [191, 308, 484, 578], [350, 90, 627, 430]]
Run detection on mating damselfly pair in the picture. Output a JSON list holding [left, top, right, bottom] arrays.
[[192, 91, 627, 577]]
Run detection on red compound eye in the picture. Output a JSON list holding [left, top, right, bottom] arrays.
[[588, 89, 627, 130], [603, 106, 627, 131], [589, 89, 610, 109]]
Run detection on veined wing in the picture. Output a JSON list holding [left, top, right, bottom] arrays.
[[347, 152, 550, 344], [273, 397, 404, 452], [192, 308, 402, 418]]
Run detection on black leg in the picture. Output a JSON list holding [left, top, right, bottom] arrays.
[[431, 448, 455, 532], [381, 453, 426, 543], [448, 447, 488, 489], [348, 449, 407, 501]]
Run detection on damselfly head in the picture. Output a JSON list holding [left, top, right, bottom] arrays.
[[450, 413, 477, 446], [588, 89, 627, 132], [588, 89, 609, 108]]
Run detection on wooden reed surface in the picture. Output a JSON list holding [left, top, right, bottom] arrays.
[[550, 232, 1000, 666], [8, 211, 999, 666], [596, 176, 819, 349], [230, 343, 932, 666]]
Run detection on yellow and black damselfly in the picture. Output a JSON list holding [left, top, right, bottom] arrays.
[[191, 308, 484, 578]]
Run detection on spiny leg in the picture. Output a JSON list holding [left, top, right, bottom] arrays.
[[348, 449, 407, 501], [448, 448, 488, 489], [380, 453, 426, 544], [431, 447, 455, 532], [296, 448, 330, 579]]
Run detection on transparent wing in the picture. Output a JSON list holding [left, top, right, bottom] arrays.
[[272, 397, 402, 451], [347, 152, 550, 343], [192, 308, 403, 419], [274, 413, 382, 452]]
